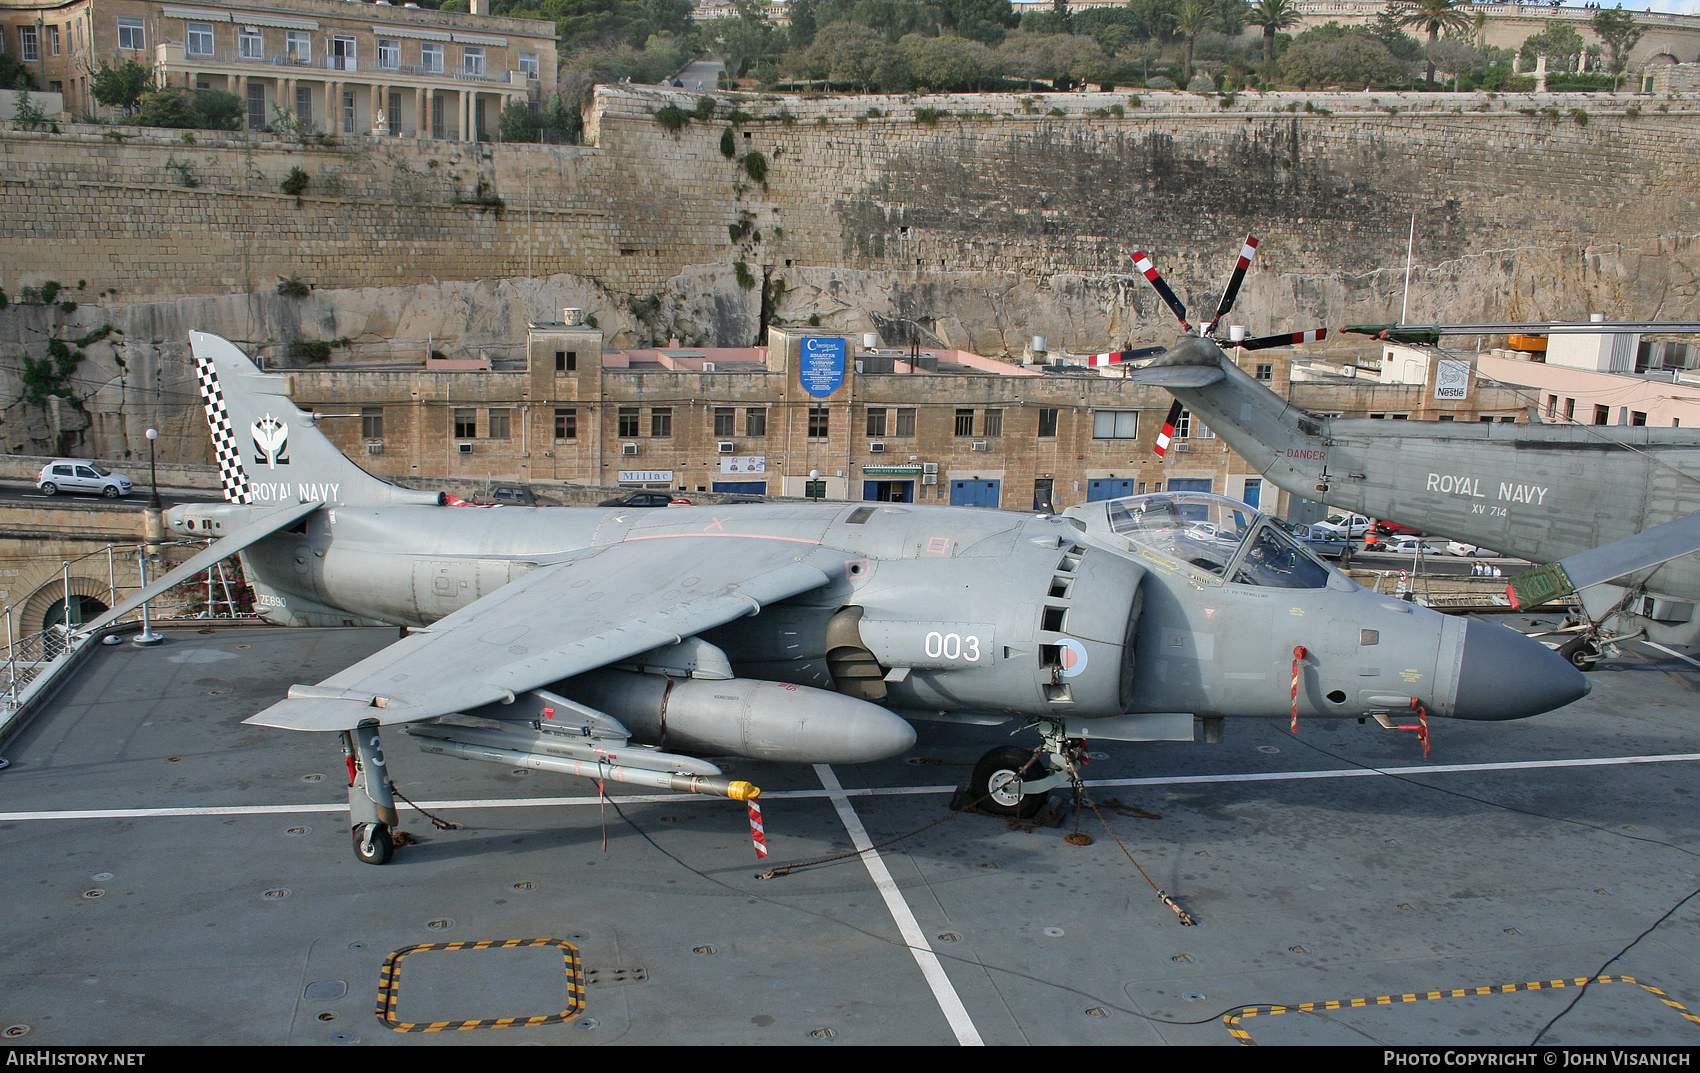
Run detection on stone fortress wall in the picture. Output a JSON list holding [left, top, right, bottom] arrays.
[[2, 85, 1699, 461]]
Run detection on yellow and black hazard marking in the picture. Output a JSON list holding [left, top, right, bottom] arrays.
[[375, 938, 586, 1032], [1224, 974, 1700, 1046]]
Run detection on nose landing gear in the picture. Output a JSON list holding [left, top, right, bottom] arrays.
[[961, 718, 1083, 819]]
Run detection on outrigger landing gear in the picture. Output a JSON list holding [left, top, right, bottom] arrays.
[[342, 722, 401, 865], [963, 718, 1083, 819]]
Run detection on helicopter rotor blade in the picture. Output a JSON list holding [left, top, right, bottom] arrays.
[[1205, 234, 1258, 336], [1082, 345, 1168, 368], [1153, 399, 1185, 457], [1132, 251, 1193, 334], [1238, 328, 1328, 351]]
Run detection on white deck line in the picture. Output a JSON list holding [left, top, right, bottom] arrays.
[[2, 752, 1697, 822], [813, 763, 984, 1047]]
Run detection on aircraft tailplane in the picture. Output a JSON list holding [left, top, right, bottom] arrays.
[[189, 331, 441, 509]]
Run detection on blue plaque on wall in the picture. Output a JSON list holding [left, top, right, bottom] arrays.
[[799, 337, 847, 398]]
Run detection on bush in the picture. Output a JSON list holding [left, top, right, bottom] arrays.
[[720, 125, 736, 159], [276, 276, 311, 298], [653, 104, 689, 133], [280, 166, 310, 198], [742, 151, 767, 183], [694, 95, 717, 121]]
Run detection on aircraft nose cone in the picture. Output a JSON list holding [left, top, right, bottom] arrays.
[[1452, 619, 1591, 720]]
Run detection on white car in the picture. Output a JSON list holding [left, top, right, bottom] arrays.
[[37, 460, 133, 498], [1446, 541, 1499, 557], [1312, 512, 1371, 539], [1384, 534, 1448, 556]]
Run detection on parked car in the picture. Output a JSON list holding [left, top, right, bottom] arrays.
[[599, 492, 691, 508], [1371, 519, 1423, 536], [1446, 540, 1499, 557], [1271, 518, 1352, 561], [1312, 512, 1371, 539], [1383, 534, 1449, 556], [473, 483, 563, 507], [37, 460, 133, 498]]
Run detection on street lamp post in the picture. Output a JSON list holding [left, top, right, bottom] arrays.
[[135, 428, 163, 647]]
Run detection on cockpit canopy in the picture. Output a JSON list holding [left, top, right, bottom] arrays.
[[1068, 492, 1333, 589]]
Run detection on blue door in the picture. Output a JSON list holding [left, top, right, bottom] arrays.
[[1167, 478, 1213, 493], [713, 481, 767, 494], [1087, 479, 1137, 502], [950, 479, 1000, 508], [1241, 478, 1262, 509]]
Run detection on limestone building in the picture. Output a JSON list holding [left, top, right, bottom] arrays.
[[286, 320, 1528, 518], [0, 0, 556, 136]]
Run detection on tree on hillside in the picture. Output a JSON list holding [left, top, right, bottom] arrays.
[[1591, 6, 1642, 89], [1247, 0, 1301, 65], [91, 59, 152, 113], [901, 33, 998, 90], [936, 0, 1018, 46], [1174, 0, 1212, 86], [1399, 0, 1472, 83], [1278, 32, 1408, 88], [1519, 22, 1585, 72]]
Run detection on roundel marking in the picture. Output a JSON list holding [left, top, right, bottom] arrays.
[[1058, 639, 1089, 678]]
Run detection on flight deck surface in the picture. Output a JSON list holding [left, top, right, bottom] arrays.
[[2, 623, 1698, 1047]]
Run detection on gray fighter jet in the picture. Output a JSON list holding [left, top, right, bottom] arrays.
[[85, 333, 1589, 865], [1109, 240, 1700, 667]]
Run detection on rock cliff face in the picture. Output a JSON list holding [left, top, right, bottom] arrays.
[[3, 86, 1698, 460]]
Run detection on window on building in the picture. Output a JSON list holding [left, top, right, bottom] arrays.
[[1631, 410, 1648, 426], [554, 408, 576, 440], [618, 406, 640, 437], [295, 84, 312, 128], [518, 51, 539, 79], [1593, 405, 1610, 426], [246, 83, 266, 130], [1093, 410, 1138, 439], [714, 407, 736, 437], [1546, 394, 1558, 418], [20, 26, 37, 61], [463, 46, 485, 77], [1438, 414, 1455, 422], [866, 407, 887, 437], [286, 30, 310, 62], [1038, 408, 1058, 437], [894, 407, 916, 437], [187, 22, 213, 56], [387, 90, 401, 135], [1564, 397, 1576, 421], [954, 408, 975, 436], [808, 406, 830, 439], [650, 406, 672, 437], [422, 41, 443, 73], [331, 35, 356, 71], [745, 407, 766, 437], [361, 407, 383, 440], [454, 408, 476, 439], [48, 24, 61, 56], [378, 38, 400, 70], [1667, 342, 1691, 370], [342, 89, 355, 134], [487, 409, 511, 440], [1175, 410, 1193, 438], [117, 18, 143, 51], [1255, 363, 1273, 381], [239, 29, 263, 60], [982, 409, 1002, 437], [554, 349, 575, 373]]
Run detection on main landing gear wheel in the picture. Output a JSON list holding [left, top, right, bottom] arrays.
[[969, 746, 1049, 819], [1557, 636, 1599, 672], [353, 822, 394, 865]]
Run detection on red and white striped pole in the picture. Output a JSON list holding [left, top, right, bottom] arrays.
[[1290, 645, 1307, 733], [748, 791, 768, 859]]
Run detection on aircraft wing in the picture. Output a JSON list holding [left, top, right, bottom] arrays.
[[245, 536, 837, 732], [77, 500, 322, 636]]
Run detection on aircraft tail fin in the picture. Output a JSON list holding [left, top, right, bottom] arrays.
[[1129, 335, 1331, 494], [189, 332, 440, 509]]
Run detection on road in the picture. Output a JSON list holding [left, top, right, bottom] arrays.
[[0, 479, 211, 511]]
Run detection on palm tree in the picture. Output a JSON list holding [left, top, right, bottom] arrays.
[[1400, 0, 1473, 84], [1247, 0, 1302, 66], [1174, 0, 1212, 87]]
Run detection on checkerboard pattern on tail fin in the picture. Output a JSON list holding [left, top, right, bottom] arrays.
[[195, 349, 254, 504]]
